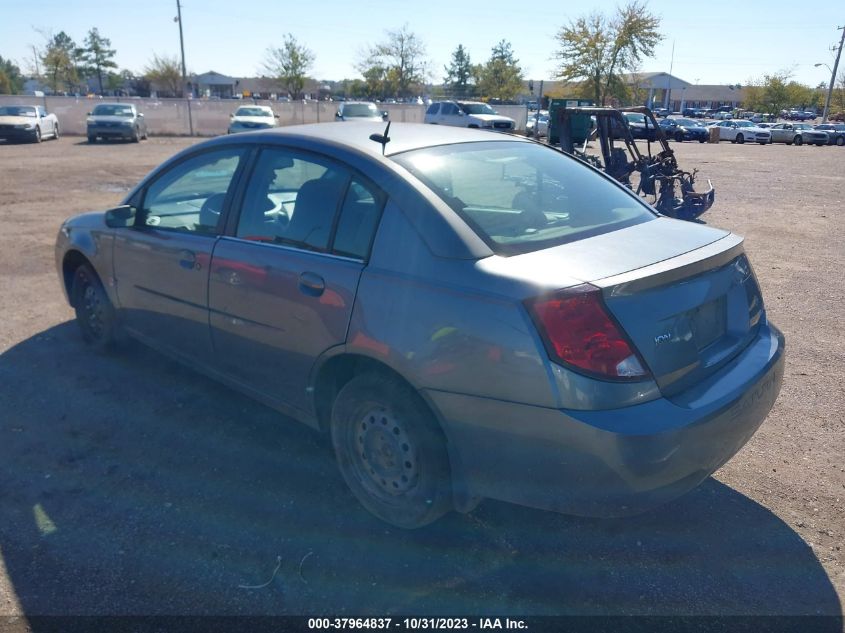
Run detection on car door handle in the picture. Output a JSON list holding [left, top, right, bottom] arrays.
[[298, 271, 325, 296], [178, 250, 200, 270]]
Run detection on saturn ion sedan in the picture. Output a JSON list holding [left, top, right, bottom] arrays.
[[56, 122, 785, 528]]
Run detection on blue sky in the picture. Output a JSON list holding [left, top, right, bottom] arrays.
[[2, 0, 842, 88]]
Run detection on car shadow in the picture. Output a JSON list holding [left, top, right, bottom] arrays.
[[0, 322, 841, 621]]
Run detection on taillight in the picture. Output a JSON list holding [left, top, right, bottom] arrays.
[[526, 284, 650, 381]]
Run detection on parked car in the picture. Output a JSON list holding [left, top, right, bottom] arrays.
[[785, 110, 816, 121], [228, 105, 279, 134], [0, 104, 59, 143], [87, 103, 148, 143], [651, 107, 671, 118], [55, 122, 785, 528], [707, 120, 771, 144], [525, 110, 549, 137], [830, 112, 845, 122], [335, 101, 387, 122], [622, 112, 660, 141], [424, 101, 515, 131], [768, 122, 828, 146], [814, 123, 845, 146], [658, 117, 708, 142]]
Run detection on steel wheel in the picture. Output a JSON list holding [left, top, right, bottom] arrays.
[[71, 264, 119, 351], [331, 372, 452, 528]]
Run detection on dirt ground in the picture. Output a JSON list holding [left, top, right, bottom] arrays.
[[0, 134, 843, 621]]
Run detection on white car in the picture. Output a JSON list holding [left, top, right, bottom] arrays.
[[525, 110, 549, 137], [708, 120, 771, 144], [424, 101, 515, 131], [0, 104, 59, 143], [335, 101, 387, 122], [228, 105, 279, 134]]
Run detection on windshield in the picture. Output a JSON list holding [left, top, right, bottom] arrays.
[[624, 113, 646, 124], [342, 104, 379, 117], [235, 107, 273, 117], [0, 106, 36, 117], [459, 102, 497, 115], [92, 104, 135, 117], [393, 141, 653, 256], [676, 118, 702, 127]]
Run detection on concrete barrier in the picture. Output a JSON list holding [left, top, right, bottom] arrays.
[[0, 95, 529, 136]]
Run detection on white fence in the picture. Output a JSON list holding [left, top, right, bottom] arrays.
[[0, 95, 529, 136]]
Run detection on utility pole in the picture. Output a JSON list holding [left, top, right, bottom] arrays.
[[176, 0, 194, 135], [822, 26, 844, 124]]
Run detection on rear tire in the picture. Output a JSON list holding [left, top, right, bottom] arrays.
[[88, 135, 97, 143], [71, 264, 120, 352], [330, 372, 452, 528]]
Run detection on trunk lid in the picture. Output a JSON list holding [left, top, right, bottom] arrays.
[[502, 218, 763, 397]]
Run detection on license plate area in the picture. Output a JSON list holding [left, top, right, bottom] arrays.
[[691, 296, 726, 351]]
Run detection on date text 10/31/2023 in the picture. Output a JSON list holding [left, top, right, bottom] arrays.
[[307, 618, 528, 630]]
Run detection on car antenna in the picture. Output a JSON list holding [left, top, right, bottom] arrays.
[[369, 121, 391, 155]]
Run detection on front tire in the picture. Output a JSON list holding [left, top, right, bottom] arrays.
[[674, 131, 685, 142], [331, 372, 452, 528], [836, 136, 844, 146], [736, 133, 744, 144], [33, 126, 42, 143], [794, 135, 803, 146], [88, 135, 97, 143], [131, 126, 140, 143], [71, 264, 119, 352]]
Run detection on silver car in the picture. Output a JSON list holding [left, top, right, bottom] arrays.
[[87, 103, 148, 143], [769, 123, 828, 146], [335, 101, 387, 122], [55, 123, 785, 528]]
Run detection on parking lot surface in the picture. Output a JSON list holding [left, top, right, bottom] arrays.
[[0, 136, 843, 618]]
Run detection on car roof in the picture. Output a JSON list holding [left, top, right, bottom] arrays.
[[206, 121, 530, 157]]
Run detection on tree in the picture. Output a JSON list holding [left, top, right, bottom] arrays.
[[144, 54, 182, 97], [0, 56, 24, 94], [444, 44, 474, 98], [263, 34, 315, 99], [81, 28, 117, 94], [41, 31, 80, 94], [476, 40, 523, 101], [358, 24, 428, 99], [554, 1, 663, 105]]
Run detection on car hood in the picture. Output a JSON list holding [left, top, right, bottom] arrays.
[[0, 115, 37, 125], [231, 116, 276, 125], [468, 114, 514, 123], [89, 115, 136, 123]]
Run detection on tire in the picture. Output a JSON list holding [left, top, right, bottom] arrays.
[[53, 122, 59, 140], [33, 126, 42, 143], [88, 135, 97, 143], [331, 372, 452, 528], [71, 264, 119, 352], [736, 133, 744, 144], [794, 135, 803, 146], [131, 126, 140, 143], [675, 132, 685, 142], [698, 138, 706, 143], [836, 136, 844, 146]]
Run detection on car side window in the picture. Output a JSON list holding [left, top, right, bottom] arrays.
[[332, 178, 384, 260], [140, 148, 246, 234], [236, 148, 349, 252], [426, 103, 439, 115]]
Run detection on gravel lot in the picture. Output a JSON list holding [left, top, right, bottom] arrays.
[[0, 135, 843, 620]]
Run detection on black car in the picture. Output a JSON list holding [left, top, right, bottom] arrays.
[[659, 118, 709, 143], [622, 112, 660, 141]]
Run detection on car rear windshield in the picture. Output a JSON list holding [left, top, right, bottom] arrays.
[[392, 141, 654, 256], [92, 105, 134, 116]]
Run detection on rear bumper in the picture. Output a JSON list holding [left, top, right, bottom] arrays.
[[427, 322, 785, 517]]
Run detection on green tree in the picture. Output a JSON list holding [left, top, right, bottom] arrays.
[[81, 28, 117, 94], [554, 1, 663, 105], [143, 54, 183, 97], [358, 24, 428, 99], [41, 31, 79, 94], [0, 56, 24, 94], [263, 34, 315, 99], [444, 44, 474, 98], [476, 40, 523, 101]]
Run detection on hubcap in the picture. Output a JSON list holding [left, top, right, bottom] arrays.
[[356, 407, 418, 495]]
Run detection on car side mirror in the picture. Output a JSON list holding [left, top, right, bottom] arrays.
[[137, 113, 144, 117], [86, 112, 92, 116], [105, 205, 136, 228], [274, 113, 280, 119]]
